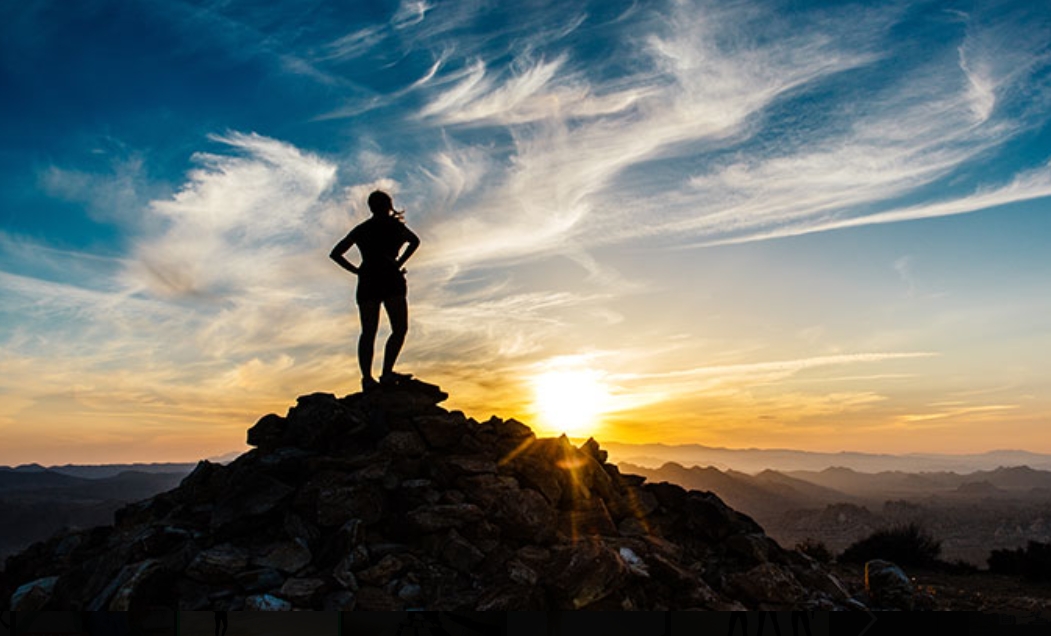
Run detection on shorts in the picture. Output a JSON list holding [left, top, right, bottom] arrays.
[[356, 268, 407, 303]]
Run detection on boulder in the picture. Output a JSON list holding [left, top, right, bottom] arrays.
[[244, 593, 292, 610], [10, 576, 58, 610], [545, 542, 628, 609], [865, 559, 914, 610]]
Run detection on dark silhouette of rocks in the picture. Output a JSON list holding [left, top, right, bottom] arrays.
[[1, 378, 854, 610]]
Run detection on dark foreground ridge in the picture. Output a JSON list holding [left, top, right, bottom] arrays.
[[2, 378, 854, 610]]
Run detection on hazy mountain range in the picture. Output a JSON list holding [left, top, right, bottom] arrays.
[[5, 442, 1051, 565], [619, 461, 1051, 564], [602, 442, 1051, 474], [0, 465, 191, 561]]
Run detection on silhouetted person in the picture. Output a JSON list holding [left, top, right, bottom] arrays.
[[331, 190, 421, 391], [214, 611, 228, 636]]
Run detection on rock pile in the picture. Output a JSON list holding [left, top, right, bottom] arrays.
[[2, 379, 853, 610]]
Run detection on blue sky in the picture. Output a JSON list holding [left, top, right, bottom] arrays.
[[1, 0, 1050, 464]]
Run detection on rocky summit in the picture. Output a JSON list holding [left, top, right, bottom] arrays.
[[1, 378, 854, 611]]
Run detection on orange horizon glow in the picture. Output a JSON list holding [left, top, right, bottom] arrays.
[[8, 353, 1049, 466]]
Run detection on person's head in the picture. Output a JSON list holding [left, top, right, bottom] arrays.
[[367, 190, 393, 216]]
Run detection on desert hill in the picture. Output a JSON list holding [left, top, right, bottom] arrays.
[[1, 378, 851, 611], [617, 461, 856, 520]]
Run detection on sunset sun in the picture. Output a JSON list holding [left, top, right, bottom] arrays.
[[531, 367, 611, 438]]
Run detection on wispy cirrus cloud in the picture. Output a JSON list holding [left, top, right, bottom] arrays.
[[622, 4, 1051, 247], [394, 0, 1051, 259], [402, 1, 887, 275], [123, 131, 338, 299]]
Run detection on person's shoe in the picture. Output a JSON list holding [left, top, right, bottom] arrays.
[[380, 371, 412, 385], [362, 376, 379, 392]]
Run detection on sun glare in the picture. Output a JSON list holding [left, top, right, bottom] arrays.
[[531, 367, 611, 438]]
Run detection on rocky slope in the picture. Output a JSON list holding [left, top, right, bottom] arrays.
[[1, 379, 853, 611]]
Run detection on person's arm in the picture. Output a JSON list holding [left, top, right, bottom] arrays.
[[330, 232, 360, 275], [395, 227, 421, 269]]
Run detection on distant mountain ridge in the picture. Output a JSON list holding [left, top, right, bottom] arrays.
[[0, 468, 188, 563], [9, 444, 1049, 479], [1, 461, 223, 480], [615, 461, 1051, 566], [602, 441, 1051, 474]]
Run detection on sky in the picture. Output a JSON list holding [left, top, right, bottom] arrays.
[[1, 0, 1050, 465]]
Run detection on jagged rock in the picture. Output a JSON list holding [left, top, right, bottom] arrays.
[[283, 513, 321, 548], [316, 484, 384, 526], [127, 526, 194, 561], [211, 473, 295, 532], [487, 416, 529, 441], [581, 437, 608, 463], [333, 518, 364, 552], [279, 577, 327, 605], [234, 568, 284, 593], [727, 563, 807, 605], [186, 545, 249, 582], [724, 533, 776, 565], [439, 529, 485, 573], [561, 499, 617, 538], [415, 413, 467, 448], [492, 488, 557, 543], [251, 540, 311, 574], [865, 559, 914, 609], [407, 503, 485, 533], [354, 585, 400, 610], [380, 430, 427, 456], [323, 589, 356, 610], [332, 545, 369, 587], [246, 413, 285, 449], [397, 581, 423, 603], [244, 593, 292, 610], [610, 485, 659, 519], [443, 456, 498, 475], [283, 393, 366, 450], [507, 559, 538, 585], [546, 541, 628, 609], [357, 554, 409, 584], [0, 377, 856, 610], [10, 576, 58, 610], [108, 559, 173, 610]]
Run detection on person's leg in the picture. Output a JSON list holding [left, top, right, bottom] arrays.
[[381, 296, 408, 378], [358, 300, 381, 383]]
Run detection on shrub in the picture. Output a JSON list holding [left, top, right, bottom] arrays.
[[795, 538, 833, 564], [839, 522, 941, 567], [988, 541, 1051, 581]]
